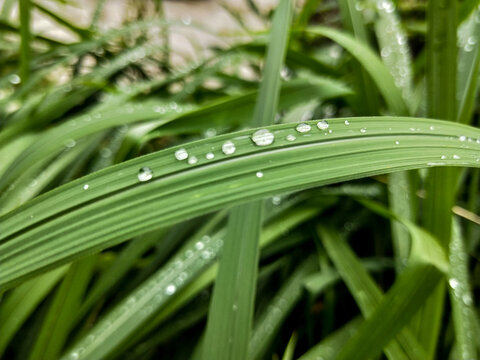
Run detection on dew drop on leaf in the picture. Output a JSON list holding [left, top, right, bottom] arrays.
[[286, 134, 296, 141], [256, 171, 264, 178], [222, 140, 236, 155], [317, 120, 329, 130], [206, 152, 214, 160], [175, 148, 188, 160], [138, 167, 153, 182], [295, 123, 311, 133], [251, 129, 275, 146]]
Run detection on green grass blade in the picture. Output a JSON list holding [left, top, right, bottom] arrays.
[[448, 218, 478, 360], [338, 0, 380, 114], [31, 1, 91, 39], [318, 226, 426, 360], [0, 266, 68, 356], [0, 117, 479, 290], [297, 317, 363, 360], [29, 257, 96, 360], [457, 6, 480, 124], [18, 0, 31, 83], [305, 26, 410, 115], [420, 1, 458, 359], [202, 1, 293, 358], [336, 263, 445, 360], [249, 257, 317, 360], [60, 206, 320, 360], [281, 332, 298, 360]]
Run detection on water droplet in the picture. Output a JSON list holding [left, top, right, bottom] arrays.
[[181, 15, 192, 25], [83, 184, 89, 190], [360, 128, 367, 133], [251, 129, 275, 146], [449, 278, 459, 289], [344, 120, 350, 125], [395, 141, 400, 145], [195, 241, 205, 250], [296, 123, 311, 133], [188, 156, 198, 165], [441, 155, 447, 160], [286, 134, 296, 141], [205, 128, 217, 137], [206, 152, 214, 160], [459, 135, 466, 142], [70, 353, 79, 360], [154, 105, 166, 114], [175, 148, 188, 160], [317, 120, 330, 130], [232, 304, 238, 311], [185, 250, 193, 258], [64, 139, 76, 148], [9, 74, 21, 84], [165, 284, 176, 295], [429, 126, 435, 130], [222, 141, 236, 155], [256, 171, 264, 178], [201, 250, 212, 259], [462, 294, 473, 306], [138, 167, 153, 182], [453, 155, 461, 160], [272, 196, 282, 205]]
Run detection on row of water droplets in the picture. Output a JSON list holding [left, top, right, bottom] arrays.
[[136, 120, 336, 182], [65, 234, 223, 360], [135, 120, 480, 184]]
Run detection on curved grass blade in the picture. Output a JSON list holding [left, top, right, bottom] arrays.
[[0, 117, 479, 290], [336, 264, 445, 360], [305, 26, 409, 115], [318, 225, 427, 360]]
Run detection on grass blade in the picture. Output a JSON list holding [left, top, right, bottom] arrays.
[[318, 226, 426, 360], [18, 0, 31, 82], [202, 1, 293, 359], [448, 218, 478, 360], [0, 117, 479, 290]]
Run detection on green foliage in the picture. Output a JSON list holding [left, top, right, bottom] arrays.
[[0, 1, 479, 359]]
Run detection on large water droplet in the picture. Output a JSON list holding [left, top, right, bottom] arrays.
[[256, 171, 264, 178], [175, 148, 188, 160], [317, 120, 329, 130], [251, 129, 275, 146], [449, 278, 459, 289], [83, 184, 89, 190], [9, 74, 21, 85], [138, 167, 153, 182], [195, 241, 205, 250], [222, 141, 236, 155], [296, 123, 311, 133]]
